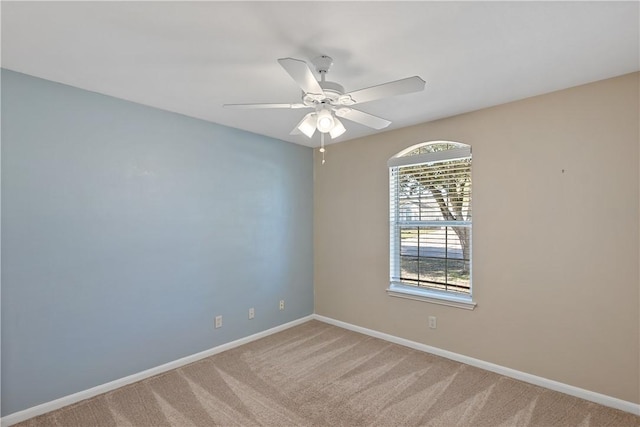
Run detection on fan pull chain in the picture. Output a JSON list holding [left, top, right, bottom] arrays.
[[320, 133, 326, 164]]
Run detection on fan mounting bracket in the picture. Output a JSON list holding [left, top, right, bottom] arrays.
[[312, 55, 334, 75]]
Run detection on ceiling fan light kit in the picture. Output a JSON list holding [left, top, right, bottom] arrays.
[[223, 55, 426, 161]]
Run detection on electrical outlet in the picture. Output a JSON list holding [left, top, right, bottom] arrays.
[[428, 316, 437, 329], [215, 315, 223, 329], [249, 308, 255, 319], [279, 300, 285, 310]]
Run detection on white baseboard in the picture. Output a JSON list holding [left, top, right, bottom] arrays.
[[312, 314, 640, 416], [0, 315, 314, 427]]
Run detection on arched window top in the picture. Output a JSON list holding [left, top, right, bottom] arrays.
[[388, 141, 471, 168], [395, 141, 469, 158]]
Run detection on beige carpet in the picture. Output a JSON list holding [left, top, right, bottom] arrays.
[[15, 320, 640, 426]]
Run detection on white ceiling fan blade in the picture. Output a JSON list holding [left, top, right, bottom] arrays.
[[345, 76, 426, 104], [278, 58, 324, 96], [223, 103, 308, 109], [290, 112, 317, 138], [335, 108, 391, 130]]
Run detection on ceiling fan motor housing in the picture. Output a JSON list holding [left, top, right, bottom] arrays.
[[303, 81, 355, 106], [319, 81, 343, 99]]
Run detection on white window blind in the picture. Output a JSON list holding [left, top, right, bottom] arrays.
[[389, 144, 472, 297]]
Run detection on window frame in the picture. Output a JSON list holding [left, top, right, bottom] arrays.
[[387, 142, 476, 310]]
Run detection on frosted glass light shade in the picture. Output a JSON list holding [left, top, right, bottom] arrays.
[[295, 113, 317, 138], [316, 109, 334, 133], [330, 117, 346, 139]]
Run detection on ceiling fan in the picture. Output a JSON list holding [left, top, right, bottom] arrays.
[[223, 55, 426, 142]]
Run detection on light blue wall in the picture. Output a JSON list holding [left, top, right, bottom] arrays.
[[0, 69, 314, 416]]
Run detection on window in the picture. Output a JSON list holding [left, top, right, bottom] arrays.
[[387, 141, 475, 309]]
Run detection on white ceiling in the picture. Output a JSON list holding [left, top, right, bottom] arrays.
[[2, 1, 638, 148]]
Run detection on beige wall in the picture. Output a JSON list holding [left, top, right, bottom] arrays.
[[314, 72, 640, 403]]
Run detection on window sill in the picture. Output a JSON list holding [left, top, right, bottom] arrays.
[[386, 282, 477, 310]]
